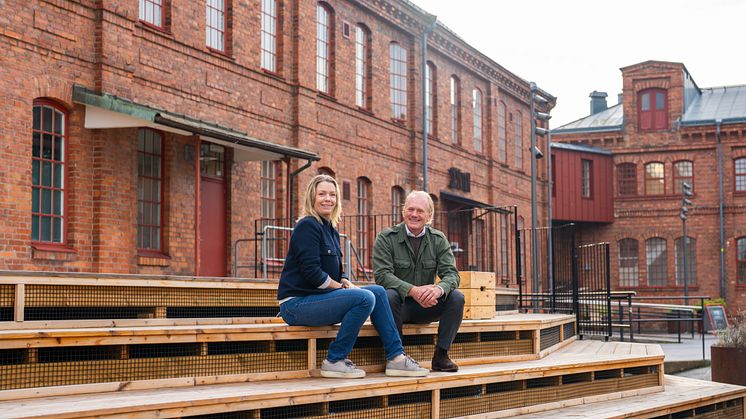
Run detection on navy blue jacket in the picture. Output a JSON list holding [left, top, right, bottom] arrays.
[[277, 216, 347, 300]]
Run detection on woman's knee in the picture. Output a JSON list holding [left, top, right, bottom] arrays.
[[351, 288, 376, 310]]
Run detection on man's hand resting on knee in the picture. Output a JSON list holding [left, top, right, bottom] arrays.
[[408, 284, 443, 308]]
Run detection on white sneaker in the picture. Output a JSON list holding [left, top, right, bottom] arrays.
[[320, 358, 366, 379], [385, 354, 429, 377]]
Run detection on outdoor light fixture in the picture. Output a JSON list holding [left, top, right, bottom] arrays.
[[681, 181, 694, 304], [529, 82, 551, 310]]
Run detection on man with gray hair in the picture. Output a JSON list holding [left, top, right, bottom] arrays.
[[373, 191, 464, 372]]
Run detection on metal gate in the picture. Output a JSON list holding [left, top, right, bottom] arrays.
[[573, 243, 612, 339]]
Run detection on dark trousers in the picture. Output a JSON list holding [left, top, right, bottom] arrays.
[[385, 288, 465, 351]]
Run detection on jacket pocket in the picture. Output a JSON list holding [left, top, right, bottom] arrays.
[[320, 245, 338, 257], [421, 259, 437, 283]]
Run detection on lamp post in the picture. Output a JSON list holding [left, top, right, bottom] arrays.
[[529, 82, 550, 310], [680, 181, 693, 305]]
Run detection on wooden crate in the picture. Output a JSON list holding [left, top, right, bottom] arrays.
[[460, 272, 496, 320]]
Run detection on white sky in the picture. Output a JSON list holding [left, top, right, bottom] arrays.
[[410, 0, 746, 127]]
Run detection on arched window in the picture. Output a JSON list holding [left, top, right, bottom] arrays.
[[450, 75, 460, 145], [316, 3, 334, 94], [673, 160, 693, 195], [514, 111, 523, 169], [737, 237, 746, 285], [137, 128, 164, 251], [498, 101, 507, 163], [638, 88, 668, 131], [390, 186, 405, 222], [355, 24, 371, 110], [735, 158, 746, 192], [356, 177, 372, 271], [32, 100, 67, 244], [426, 62, 437, 137], [675, 236, 696, 286], [645, 162, 664, 195], [473, 88, 483, 152], [389, 42, 407, 121], [261, 0, 278, 72], [618, 239, 639, 287], [645, 237, 667, 286], [617, 163, 637, 196]]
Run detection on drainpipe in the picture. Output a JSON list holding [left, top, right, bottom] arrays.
[[421, 16, 437, 192], [716, 120, 726, 299], [547, 133, 554, 310], [288, 159, 313, 226]]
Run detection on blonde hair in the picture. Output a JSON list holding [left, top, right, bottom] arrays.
[[300, 174, 342, 227], [403, 190, 434, 224]]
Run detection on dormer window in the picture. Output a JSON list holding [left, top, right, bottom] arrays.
[[638, 88, 667, 131]]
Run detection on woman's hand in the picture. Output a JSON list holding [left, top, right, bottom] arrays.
[[340, 278, 356, 289]]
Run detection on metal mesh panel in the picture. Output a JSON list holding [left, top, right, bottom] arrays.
[[0, 340, 307, 391], [0, 284, 13, 321], [255, 392, 431, 419], [563, 321, 576, 340], [495, 294, 517, 311], [317, 336, 386, 366], [23, 285, 278, 320], [652, 398, 743, 419], [540, 326, 561, 351]]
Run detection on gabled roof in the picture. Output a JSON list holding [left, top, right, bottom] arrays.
[[681, 85, 746, 126], [552, 104, 623, 134], [551, 142, 612, 156]]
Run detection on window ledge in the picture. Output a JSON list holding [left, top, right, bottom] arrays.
[[137, 21, 173, 37], [31, 243, 76, 253], [31, 243, 77, 261], [206, 47, 234, 61], [261, 68, 284, 81], [355, 106, 374, 116], [137, 252, 171, 267]]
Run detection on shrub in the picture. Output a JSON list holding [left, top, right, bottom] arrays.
[[715, 310, 746, 348]]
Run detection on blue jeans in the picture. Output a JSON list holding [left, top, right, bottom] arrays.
[[279, 285, 404, 362]]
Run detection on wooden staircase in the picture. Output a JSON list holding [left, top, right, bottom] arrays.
[[0, 271, 744, 418]]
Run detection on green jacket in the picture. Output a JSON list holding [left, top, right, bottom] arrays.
[[373, 223, 460, 301]]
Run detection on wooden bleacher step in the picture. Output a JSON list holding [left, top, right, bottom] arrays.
[[0, 340, 666, 418]]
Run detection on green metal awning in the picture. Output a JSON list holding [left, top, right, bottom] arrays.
[[72, 85, 319, 162]]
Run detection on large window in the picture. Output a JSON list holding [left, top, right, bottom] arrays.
[[389, 42, 407, 121], [581, 159, 592, 198], [617, 163, 637, 196], [450, 76, 460, 145], [260, 0, 278, 72], [206, 0, 227, 52], [735, 158, 746, 192], [316, 3, 333, 94], [425, 62, 436, 136], [638, 88, 668, 131], [137, 128, 163, 252], [357, 177, 372, 270], [618, 239, 639, 287], [645, 162, 664, 195], [645, 238, 667, 286], [260, 161, 277, 220], [498, 101, 507, 163], [139, 0, 164, 28], [32, 100, 66, 244], [673, 161, 693, 195], [738, 237, 746, 285], [391, 186, 405, 221], [473, 89, 483, 152], [355, 24, 371, 110], [675, 236, 696, 286], [514, 111, 523, 169]]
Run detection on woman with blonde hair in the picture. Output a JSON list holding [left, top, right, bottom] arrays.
[[278, 174, 427, 379]]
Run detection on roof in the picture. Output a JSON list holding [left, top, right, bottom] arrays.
[[552, 104, 623, 134], [551, 142, 613, 156], [681, 85, 746, 126]]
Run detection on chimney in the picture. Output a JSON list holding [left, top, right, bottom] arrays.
[[589, 91, 608, 115]]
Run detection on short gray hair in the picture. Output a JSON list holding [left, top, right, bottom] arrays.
[[403, 190, 434, 224]]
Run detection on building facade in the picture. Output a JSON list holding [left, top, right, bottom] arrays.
[[552, 61, 746, 313], [1, 0, 553, 285]]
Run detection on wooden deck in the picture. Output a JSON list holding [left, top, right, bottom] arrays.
[[0, 340, 665, 418], [509, 375, 746, 418]]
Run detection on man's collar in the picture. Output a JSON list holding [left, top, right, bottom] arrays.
[[404, 224, 427, 238]]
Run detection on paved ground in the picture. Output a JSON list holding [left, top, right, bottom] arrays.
[[647, 333, 715, 380]]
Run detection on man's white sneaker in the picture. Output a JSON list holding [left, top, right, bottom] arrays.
[[320, 358, 366, 379], [385, 354, 429, 377]]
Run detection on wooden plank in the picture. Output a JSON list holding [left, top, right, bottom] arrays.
[[14, 283, 24, 322], [459, 272, 495, 289], [431, 389, 440, 419]]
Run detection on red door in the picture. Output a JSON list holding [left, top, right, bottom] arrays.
[[198, 143, 227, 277]]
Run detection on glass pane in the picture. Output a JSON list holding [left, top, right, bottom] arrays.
[[143, 202, 151, 225], [142, 226, 151, 249], [53, 217, 62, 242], [138, 129, 145, 151], [42, 107, 53, 132], [32, 188, 40, 213], [656, 92, 665, 109], [144, 154, 152, 177], [53, 137, 63, 161], [41, 216, 52, 242], [54, 163, 63, 188], [54, 110, 63, 135], [137, 225, 143, 248], [153, 156, 161, 178], [42, 134, 53, 159], [153, 203, 160, 225], [138, 201, 144, 225], [152, 228, 160, 250], [641, 93, 650, 111], [33, 132, 41, 157], [33, 106, 41, 130], [32, 160, 40, 186], [53, 190, 62, 215], [31, 215, 39, 241], [153, 180, 161, 203], [41, 189, 52, 214], [42, 162, 52, 187], [153, 136, 161, 154]]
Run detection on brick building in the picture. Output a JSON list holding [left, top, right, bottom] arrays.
[[0, 1, 553, 284], [552, 60, 746, 312]]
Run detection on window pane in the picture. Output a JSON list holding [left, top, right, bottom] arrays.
[[33, 106, 41, 130], [41, 216, 52, 242], [655, 92, 665, 110], [42, 162, 52, 187], [618, 239, 639, 287], [53, 190, 62, 215], [646, 238, 667, 286], [42, 134, 53, 159], [53, 217, 62, 242], [641, 93, 650, 111], [54, 110, 63, 134], [53, 137, 63, 161], [33, 132, 41, 157], [32, 188, 40, 213], [42, 107, 53, 132], [32, 160, 40, 186], [54, 163, 63, 188], [41, 189, 51, 214], [31, 215, 39, 241]]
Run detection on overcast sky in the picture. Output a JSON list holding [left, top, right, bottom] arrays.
[[410, 0, 746, 127]]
